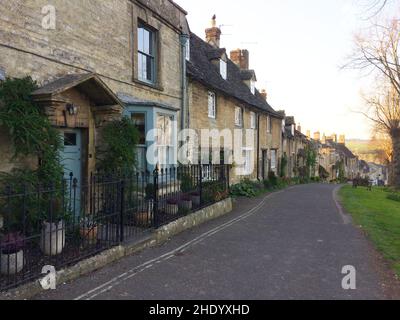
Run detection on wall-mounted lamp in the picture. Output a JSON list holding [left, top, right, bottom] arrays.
[[66, 103, 78, 116]]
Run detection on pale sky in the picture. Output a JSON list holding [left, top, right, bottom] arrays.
[[175, 0, 396, 140]]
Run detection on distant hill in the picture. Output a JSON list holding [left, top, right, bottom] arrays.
[[346, 139, 386, 164]]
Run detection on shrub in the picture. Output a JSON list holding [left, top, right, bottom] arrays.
[[230, 179, 262, 198], [97, 117, 139, 174], [387, 193, 400, 203], [268, 171, 278, 187]]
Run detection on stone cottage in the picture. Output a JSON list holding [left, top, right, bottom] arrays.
[[0, 0, 189, 188], [185, 16, 283, 183]]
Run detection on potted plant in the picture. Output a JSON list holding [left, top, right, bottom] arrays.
[[40, 198, 66, 256], [179, 194, 193, 211], [190, 191, 201, 207], [1, 232, 25, 275], [80, 216, 98, 245], [166, 198, 179, 215]]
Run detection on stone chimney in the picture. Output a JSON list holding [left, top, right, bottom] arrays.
[[339, 134, 346, 145], [297, 123, 302, 133], [306, 130, 311, 139], [314, 132, 321, 141], [321, 133, 326, 144], [230, 49, 249, 70], [260, 89, 267, 101], [205, 15, 221, 48], [332, 134, 337, 143]]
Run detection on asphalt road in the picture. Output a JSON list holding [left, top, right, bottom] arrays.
[[34, 184, 399, 300]]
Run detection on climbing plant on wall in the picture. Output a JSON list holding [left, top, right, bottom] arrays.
[[0, 77, 64, 231], [305, 144, 317, 177], [0, 77, 63, 185], [280, 154, 288, 178]]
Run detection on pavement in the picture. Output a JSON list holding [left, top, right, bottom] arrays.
[[33, 183, 400, 300]]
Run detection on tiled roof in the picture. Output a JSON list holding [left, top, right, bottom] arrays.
[[187, 33, 283, 118]]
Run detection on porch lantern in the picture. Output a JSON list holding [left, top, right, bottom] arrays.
[[66, 103, 78, 116]]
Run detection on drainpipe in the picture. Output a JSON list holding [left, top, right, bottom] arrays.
[[257, 113, 260, 181], [179, 34, 190, 136]]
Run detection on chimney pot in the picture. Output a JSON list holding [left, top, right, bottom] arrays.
[[260, 89, 267, 101], [205, 15, 221, 48], [230, 49, 249, 70]]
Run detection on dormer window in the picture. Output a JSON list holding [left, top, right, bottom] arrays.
[[220, 59, 227, 80], [250, 80, 256, 95]]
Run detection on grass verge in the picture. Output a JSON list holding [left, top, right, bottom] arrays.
[[339, 185, 400, 277]]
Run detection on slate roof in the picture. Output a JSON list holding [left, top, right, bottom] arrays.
[[240, 69, 256, 81], [335, 143, 357, 159], [187, 33, 282, 118]]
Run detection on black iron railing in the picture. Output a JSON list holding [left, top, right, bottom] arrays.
[[0, 164, 230, 291]]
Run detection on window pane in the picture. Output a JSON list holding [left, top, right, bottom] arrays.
[[208, 92, 215, 118], [138, 53, 147, 81], [143, 29, 150, 54], [146, 56, 153, 81], [64, 133, 77, 146], [138, 27, 144, 52], [220, 60, 227, 80], [165, 116, 173, 146], [157, 115, 165, 146], [132, 113, 146, 145]]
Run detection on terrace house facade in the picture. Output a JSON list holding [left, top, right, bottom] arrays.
[[0, 0, 189, 187], [185, 17, 283, 184]]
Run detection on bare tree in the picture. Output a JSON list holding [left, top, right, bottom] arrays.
[[357, 0, 391, 17], [361, 85, 400, 186], [346, 16, 400, 187]]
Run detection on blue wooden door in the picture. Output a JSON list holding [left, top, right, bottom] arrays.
[[61, 130, 82, 216]]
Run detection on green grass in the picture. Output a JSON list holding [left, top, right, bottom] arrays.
[[339, 185, 400, 276]]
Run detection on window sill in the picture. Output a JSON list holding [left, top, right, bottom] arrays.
[[133, 78, 164, 91]]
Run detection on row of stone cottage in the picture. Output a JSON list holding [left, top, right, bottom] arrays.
[[0, 0, 359, 186]]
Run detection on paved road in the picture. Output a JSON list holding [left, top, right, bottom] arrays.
[[34, 184, 399, 300]]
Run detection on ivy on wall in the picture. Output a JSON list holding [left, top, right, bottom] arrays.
[[0, 77, 64, 231], [0, 77, 63, 184]]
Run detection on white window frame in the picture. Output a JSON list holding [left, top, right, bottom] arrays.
[[208, 91, 216, 119], [235, 107, 243, 127], [220, 59, 227, 80], [250, 80, 256, 95], [250, 112, 256, 129], [156, 114, 174, 167], [270, 149, 277, 170], [138, 23, 157, 84], [267, 115, 272, 134], [242, 148, 253, 176]]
